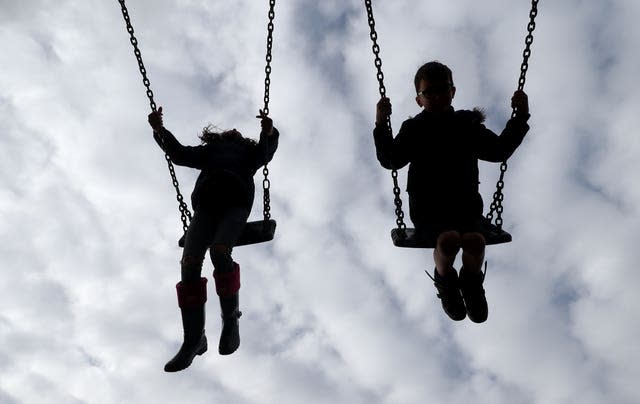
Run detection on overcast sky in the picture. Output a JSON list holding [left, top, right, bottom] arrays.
[[1, 0, 639, 403]]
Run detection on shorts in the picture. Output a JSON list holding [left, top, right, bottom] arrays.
[[409, 193, 483, 240]]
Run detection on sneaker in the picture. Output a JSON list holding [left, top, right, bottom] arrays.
[[427, 269, 466, 321], [459, 266, 488, 323]]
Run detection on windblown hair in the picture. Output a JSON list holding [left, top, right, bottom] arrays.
[[414, 61, 454, 92], [199, 124, 257, 147]]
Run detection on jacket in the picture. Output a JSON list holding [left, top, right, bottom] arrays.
[[373, 107, 529, 220], [155, 127, 279, 212]]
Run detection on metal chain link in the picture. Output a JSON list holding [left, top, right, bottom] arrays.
[[117, 0, 192, 234], [261, 0, 276, 221], [486, 0, 538, 229], [364, 0, 406, 230]]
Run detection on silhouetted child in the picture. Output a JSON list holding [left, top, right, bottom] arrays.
[[374, 61, 529, 323], [148, 107, 278, 371]]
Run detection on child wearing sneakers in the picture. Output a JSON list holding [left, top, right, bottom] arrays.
[[148, 107, 279, 371], [373, 61, 529, 323]]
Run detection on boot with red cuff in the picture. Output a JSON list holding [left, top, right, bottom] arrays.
[[164, 277, 208, 372], [214, 262, 242, 355]]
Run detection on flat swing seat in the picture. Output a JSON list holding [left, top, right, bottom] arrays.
[[178, 219, 277, 248], [391, 218, 512, 248], [234, 219, 277, 246]]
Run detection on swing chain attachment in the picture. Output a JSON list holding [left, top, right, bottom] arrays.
[[117, 0, 192, 234], [364, 0, 406, 231], [486, 0, 539, 229], [261, 0, 276, 221]]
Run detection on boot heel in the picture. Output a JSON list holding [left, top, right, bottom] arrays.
[[196, 336, 208, 355]]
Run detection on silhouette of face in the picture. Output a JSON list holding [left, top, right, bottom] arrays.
[[415, 78, 456, 113]]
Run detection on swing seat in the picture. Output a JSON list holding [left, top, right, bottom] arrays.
[[178, 219, 277, 248], [391, 218, 511, 248], [236, 219, 277, 246]]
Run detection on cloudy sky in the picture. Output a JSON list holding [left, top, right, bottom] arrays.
[[1, 0, 639, 403]]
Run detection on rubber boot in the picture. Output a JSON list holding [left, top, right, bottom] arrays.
[[213, 262, 241, 355], [164, 278, 208, 372], [218, 293, 241, 355]]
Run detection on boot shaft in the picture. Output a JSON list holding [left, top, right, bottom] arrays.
[[219, 293, 240, 319], [180, 305, 206, 341], [213, 262, 241, 298], [175, 277, 208, 340]]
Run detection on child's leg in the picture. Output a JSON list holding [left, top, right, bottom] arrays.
[[460, 232, 486, 273], [433, 230, 461, 277], [165, 211, 214, 372], [208, 206, 250, 273], [459, 232, 488, 323], [208, 206, 249, 301], [209, 206, 250, 355], [181, 211, 215, 282], [431, 230, 466, 321]]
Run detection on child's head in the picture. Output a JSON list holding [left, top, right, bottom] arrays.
[[414, 61, 456, 112], [199, 125, 256, 146]]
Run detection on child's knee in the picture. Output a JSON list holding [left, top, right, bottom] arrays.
[[181, 254, 203, 271], [210, 244, 233, 272], [181, 255, 204, 282], [461, 232, 486, 255], [436, 230, 462, 256]]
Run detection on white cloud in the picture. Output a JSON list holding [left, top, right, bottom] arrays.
[[0, 0, 639, 403]]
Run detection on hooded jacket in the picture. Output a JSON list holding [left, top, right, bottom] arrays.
[[373, 107, 529, 222], [154, 127, 279, 212]]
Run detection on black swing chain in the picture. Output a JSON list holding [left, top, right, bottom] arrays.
[[486, 0, 538, 229], [117, 0, 192, 234], [364, 0, 406, 230], [262, 0, 276, 221]]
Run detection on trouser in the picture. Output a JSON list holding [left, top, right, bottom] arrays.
[[180, 206, 250, 282]]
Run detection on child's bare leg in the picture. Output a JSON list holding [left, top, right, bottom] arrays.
[[434, 230, 461, 277], [461, 232, 485, 273]]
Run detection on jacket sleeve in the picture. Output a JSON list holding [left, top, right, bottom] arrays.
[[474, 114, 530, 162], [154, 127, 208, 169], [254, 127, 279, 168], [373, 121, 413, 170]]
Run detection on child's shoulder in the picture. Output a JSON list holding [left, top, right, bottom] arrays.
[[402, 110, 429, 126]]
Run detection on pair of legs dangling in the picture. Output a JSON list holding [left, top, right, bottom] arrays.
[[409, 195, 489, 322], [432, 230, 488, 323], [164, 207, 249, 373]]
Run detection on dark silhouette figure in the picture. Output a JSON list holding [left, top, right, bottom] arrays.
[[373, 61, 530, 323], [148, 107, 279, 371]]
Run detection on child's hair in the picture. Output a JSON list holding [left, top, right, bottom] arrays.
[[199, 124, 257, 147], [414, 61, 454, 92]]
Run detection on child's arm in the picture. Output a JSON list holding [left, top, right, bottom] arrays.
[[373, 97, 412, 169], [255, 110, 279, 167], [475, 90, 530, 162], [148, 107, 207, 168]]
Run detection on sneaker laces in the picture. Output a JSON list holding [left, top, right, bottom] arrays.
[[424, 269, 457, 299], [426, 262, 488, 292]]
